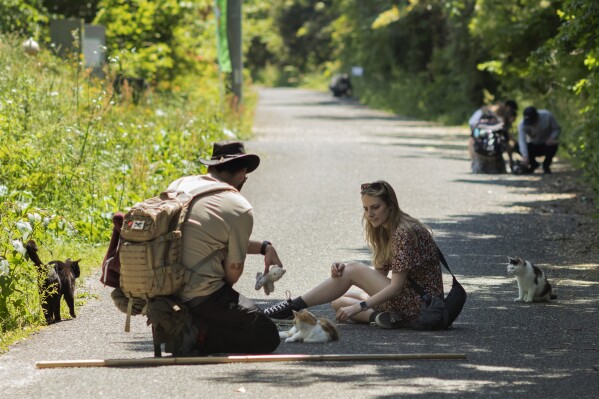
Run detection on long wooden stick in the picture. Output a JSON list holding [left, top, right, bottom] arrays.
[[36, 353, 467, 369]]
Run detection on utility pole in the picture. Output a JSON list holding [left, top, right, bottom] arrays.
[[227, 0, 242, 104]]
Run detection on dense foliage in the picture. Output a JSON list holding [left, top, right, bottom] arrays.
[[94, 0, 217, 86], [0, 0, 254, 346]]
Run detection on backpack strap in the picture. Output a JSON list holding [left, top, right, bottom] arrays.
[[158, 182, 234, 275], [125, 298, 134, 332], [163, 182, 235, 231]]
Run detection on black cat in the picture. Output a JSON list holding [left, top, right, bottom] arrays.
[[25, 240, 80, 324]]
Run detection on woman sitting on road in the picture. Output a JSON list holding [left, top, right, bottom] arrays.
[[263, 180, 443, 329]]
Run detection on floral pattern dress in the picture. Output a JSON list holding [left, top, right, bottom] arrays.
[[373, 223, 443, 321]]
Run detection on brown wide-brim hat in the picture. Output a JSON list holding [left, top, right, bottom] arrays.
[[199, 141, 260, 173]]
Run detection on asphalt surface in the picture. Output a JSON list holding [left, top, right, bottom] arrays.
[[1, 87, 598, 398]]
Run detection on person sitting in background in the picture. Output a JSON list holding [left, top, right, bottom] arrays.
[[513, 106, 560, 174], [468, 100, 518, 173], [329, 73, 352, 97], [468, 100, 518, 132]]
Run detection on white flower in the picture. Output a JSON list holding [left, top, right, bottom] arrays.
[[28, 212, 42, 224], [0, 185, 8, 196], [11, 240, 26, 256], [16, 221, 33, 235], [0, 259, 9, 276], [223, 128, 236, 139]]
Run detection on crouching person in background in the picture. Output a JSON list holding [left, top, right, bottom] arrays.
[[513, 106, 560, 174]]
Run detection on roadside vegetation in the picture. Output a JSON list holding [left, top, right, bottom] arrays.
[[0, 1, 255, 351]]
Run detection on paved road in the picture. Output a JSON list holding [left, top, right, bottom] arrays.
[[1, 88, 597, 398]]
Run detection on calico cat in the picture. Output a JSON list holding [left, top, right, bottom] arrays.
[[25, 240, 80, 324], [279, 309, 339, 343], [507, 256, 557, 302]]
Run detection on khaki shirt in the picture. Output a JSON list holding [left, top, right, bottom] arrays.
[[167, 175, 253, 300]]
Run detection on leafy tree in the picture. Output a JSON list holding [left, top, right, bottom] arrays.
[[535, 0, 599, 195], [94, 0, 217, 86], [42, 0, 102, 22], [470, 0, 562, 97], [0, 0, 47, 37], [243, 1, 282, 74]]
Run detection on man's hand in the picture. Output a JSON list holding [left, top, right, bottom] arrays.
[[263, 244, 282, 275], [546, 138, 559, 146]]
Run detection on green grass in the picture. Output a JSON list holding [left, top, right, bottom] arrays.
[[0, 33, 255, 351]]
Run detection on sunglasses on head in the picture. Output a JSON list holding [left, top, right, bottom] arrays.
[[361, 182, 386, 192]]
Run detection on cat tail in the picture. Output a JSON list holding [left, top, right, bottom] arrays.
[[319, 318, 340, 341]]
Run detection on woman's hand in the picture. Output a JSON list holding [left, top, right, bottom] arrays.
[[336, 303, 360, 322], [330, 262, 345, 278]]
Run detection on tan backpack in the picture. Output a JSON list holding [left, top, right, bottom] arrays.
[[118, 181, 233, 331]]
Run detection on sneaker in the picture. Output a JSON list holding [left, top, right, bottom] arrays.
[[263, 299, 296, 320], [374, 312, 405, 329]]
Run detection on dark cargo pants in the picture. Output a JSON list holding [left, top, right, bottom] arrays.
[[187, 284, 280, 355]]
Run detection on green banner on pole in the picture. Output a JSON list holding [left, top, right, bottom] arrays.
[[215, 0, 232, 73]]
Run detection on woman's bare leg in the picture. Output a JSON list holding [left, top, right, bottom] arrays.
[[301, 262, 389, 309]]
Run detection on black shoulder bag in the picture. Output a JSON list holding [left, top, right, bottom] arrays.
[[408, 247, 467, 330]]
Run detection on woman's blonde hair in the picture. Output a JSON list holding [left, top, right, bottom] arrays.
[[360, 180, 425, 268]]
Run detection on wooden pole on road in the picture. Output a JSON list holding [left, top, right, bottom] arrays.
[[36, 353, 467, 369]]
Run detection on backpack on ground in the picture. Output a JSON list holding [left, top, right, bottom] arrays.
[[100, 181, 233, 331], [471, 112, 507, 157]]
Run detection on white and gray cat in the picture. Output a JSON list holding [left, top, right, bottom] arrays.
[[507, 256, 557, 302], [279, 309, 340, 343]]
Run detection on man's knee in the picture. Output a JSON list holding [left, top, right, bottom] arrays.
[[546, 144, 559, 157], [249, 314, 280, 353]]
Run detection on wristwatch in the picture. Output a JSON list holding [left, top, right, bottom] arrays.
[[359, 300, 369, 311], [260, 241, 271, 256]]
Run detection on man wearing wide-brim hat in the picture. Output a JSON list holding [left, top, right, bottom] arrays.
[[165, 140, 282, 355]]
